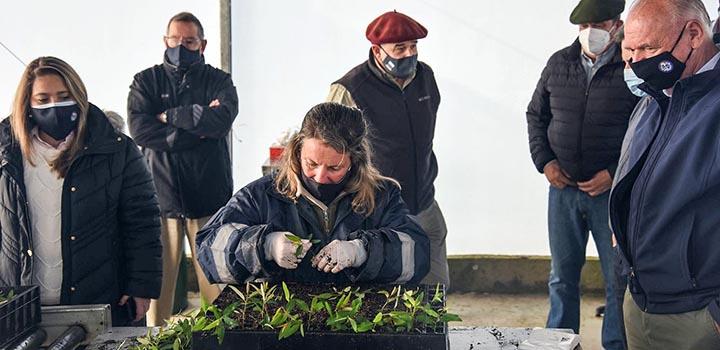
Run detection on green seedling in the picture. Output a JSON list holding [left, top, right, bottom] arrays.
[[0, 289, 14, 305], [285, 233, 322, 257], [132, 282, 463, 346], [131, 297, 238, 350], [249, 282, 279, 328]]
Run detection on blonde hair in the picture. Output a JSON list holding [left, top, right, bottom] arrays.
[[274, 102, 399, 215], [11, 56, 89, 178]]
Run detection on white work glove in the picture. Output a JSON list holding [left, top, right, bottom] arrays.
[[311, 239, 367, 273], [264, 231, 312, 269]]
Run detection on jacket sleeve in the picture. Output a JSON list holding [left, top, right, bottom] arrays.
[[344, 184, 430, 284], [326, 83, 358, 107], [196, 185, 275, 284], [117, 138, 162, 298], [164, 73, 238, 139], [526, 63, 557, 173], [127, 73, 203, 152]]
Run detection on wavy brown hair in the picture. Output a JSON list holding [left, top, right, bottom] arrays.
[[11, 56, 89, 178], [275, 102, 398, 215]]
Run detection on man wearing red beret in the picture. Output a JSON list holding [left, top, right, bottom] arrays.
[[327, 10, 447, 286]]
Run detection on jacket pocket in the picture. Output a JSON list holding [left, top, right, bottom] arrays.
[[682, 215, 698, 289]]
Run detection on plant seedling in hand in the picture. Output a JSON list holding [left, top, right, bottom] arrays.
[[285, 233, 321, 258]]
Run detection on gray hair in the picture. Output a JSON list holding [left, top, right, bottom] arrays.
[[103, 110, 125, 132], [631, 0, 711, 35]]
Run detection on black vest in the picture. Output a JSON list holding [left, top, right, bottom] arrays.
[[336, 53, 440, 214]]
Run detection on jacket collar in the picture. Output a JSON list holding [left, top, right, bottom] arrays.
[[641, 54, 720, 105], [266, 174, 354, 206], [0, 103, 124, 168], [365, 49, 417, 90], [162, 53, 206, 79]]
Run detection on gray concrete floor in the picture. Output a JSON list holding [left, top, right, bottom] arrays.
[[447, 292, 606, 350], [187, 291, 606, 350]]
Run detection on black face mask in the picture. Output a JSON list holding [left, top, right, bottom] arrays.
[[379, 47, 418, 79], [300, 169, 352, 205], [30, 101, 80, 140], [630, 23, 693, 91], [165, 45, 202, 68]]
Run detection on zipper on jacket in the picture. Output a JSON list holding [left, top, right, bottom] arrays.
[[322, 210, 330, 235], [630, 94, 685, 260], [401, 90, 420, 212], [577, 63, 606, 179], [576, 62, 620, 180], [628, 266, 648, 312], [628, 85, 686, 309]]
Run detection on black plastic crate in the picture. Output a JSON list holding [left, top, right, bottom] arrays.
[[0, 285, 41, 349], [192, 329, 448, 350], [192, 283, 449, 350]]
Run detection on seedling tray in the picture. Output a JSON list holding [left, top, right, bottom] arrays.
[[192, 328, 448, 350], [0, 285, 41, 349], [192, 283, 449, 350]]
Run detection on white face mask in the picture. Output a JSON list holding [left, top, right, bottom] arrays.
[[579, 27, 612, 56]]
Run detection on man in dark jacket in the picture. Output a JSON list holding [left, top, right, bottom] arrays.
[[127, 12, 238, 326], [327, 11, 447, 286], [526, 0, 638, 348], [610, 0, 720, 348]]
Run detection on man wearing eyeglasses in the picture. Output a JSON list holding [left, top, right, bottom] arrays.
[[127, 11, 238, 326]]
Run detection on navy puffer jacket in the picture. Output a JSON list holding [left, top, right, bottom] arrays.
[[196, 175, 430, 285]]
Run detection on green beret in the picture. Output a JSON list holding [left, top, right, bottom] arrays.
[[570, 0, 625, 24]]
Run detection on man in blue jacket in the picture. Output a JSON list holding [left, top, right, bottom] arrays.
[[610, 0, 720, 348]]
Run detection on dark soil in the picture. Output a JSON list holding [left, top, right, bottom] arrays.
[[212, 283, 445, 335]]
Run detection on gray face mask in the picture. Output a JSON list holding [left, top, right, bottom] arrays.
[[379, 47, 418, 79]]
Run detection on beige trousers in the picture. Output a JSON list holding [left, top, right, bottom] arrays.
[[146, 216, 222, 326], [624, 289, 720, 350]]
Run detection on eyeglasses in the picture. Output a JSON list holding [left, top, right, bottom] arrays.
[[164, 36, 202, 49]]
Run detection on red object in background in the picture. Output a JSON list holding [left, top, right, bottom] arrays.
[[269, 146, 285, 161]]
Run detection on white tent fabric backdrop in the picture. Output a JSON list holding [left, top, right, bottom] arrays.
[[1, 0, 717, 255]]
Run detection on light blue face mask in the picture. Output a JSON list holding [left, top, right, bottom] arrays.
[[624, 68, 647, 97]]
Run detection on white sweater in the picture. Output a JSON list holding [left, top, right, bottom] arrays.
[[23, 128, 73, 305]]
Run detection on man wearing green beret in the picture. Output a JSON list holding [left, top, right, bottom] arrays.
[[526, 0, 638, 349]]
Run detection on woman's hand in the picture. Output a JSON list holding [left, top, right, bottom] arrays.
[[311, 239, 367, 273], [119, 295, 151, 322], [264, 231, 313, 269]]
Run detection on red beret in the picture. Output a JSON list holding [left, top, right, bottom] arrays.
[[366, 11, 428, 45]]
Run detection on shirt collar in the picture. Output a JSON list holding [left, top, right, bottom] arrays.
[[580, 44, 617, 68], [696, 51, 720, 75], [664, 51, 720, 96]]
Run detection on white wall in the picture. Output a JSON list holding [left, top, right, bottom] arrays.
[[1, 0, 718, 256], [0, 1, 221, 119]]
